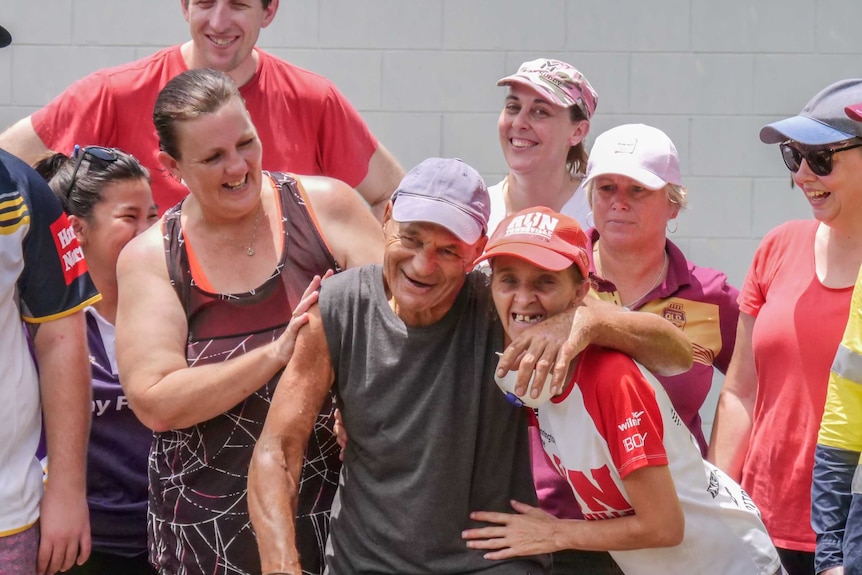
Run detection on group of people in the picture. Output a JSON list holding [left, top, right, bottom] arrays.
[[2, 2, 862, 575]]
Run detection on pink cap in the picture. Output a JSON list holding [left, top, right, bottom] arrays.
[[497, 58, 598, 120], [846, 102, 862, 122], [584, 124, 681, 190], [474, 206, 590, 279]]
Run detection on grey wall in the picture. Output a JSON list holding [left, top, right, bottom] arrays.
[[2, 0, 860, 431]]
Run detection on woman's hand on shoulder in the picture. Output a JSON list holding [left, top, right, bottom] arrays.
[[271, 271, 332, 365]]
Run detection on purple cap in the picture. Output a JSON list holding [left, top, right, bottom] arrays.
[[391, 158, 490, 244], [760, 79, 862, 145], [497, 58, 598, 120], [0, 25, 10, 48]]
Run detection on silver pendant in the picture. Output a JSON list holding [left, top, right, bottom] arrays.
[[246, 247, 255, 256]]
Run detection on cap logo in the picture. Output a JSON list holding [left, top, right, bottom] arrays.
[[505, 211, 559, 241], [613, 137, 638, 155]]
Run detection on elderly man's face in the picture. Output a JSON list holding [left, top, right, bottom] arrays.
[[383, 218, 485, 327]]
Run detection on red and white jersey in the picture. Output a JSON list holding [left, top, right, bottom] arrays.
[[537, 346, 780, 575]]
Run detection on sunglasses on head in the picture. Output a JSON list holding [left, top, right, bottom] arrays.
[[779, 139, 862, 177], [65, 145, 119, 198]]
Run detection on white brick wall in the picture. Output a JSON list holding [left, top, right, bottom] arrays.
[[2, 0, 859, 432]]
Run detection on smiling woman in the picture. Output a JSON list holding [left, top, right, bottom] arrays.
[[113, 67, 384, 575], [513, 124, 740, 574], [463, 207, 781, 575], [489, 58, 598, 233], [709, 78, 862, 575]]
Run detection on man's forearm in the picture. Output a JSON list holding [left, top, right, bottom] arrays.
[[579, 300, 692, 376], [248, 440, 304, 574]]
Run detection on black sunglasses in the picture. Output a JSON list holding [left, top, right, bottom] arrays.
[[65, 145, 119, 198], [779, 140, 862, 177]]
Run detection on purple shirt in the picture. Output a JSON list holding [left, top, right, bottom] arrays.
[[85, 308, 152, 556]]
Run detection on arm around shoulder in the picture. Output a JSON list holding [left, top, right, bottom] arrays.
[[495, 298, 693, 398], [576, 298, 693, 377]]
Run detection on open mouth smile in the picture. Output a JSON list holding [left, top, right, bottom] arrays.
[[224, 175, 247, 191], [512, 313, 544, 324]]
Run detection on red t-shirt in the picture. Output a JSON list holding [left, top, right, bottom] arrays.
[[739, 219, 853, 551], [32, 46, 377, 213]]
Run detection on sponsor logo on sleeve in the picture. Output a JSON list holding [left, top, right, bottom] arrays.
[[50, 214, 88, 285], [617, 411, 648, 453]]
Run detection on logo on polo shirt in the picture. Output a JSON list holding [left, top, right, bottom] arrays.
[[505, 211, 559, 241], [662, 301, 686, 329]]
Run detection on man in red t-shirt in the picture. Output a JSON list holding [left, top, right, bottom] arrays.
[[0, 0, 403, 219]]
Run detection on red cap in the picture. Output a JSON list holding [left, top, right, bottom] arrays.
[[846, 102, 862, 122], [474, 206, 589, 278]]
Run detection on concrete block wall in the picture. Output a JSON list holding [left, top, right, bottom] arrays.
[[2, 0, 860, 432]]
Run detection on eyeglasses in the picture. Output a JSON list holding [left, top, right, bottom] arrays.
[[779, 140, 862, 177], [65, 145, 119, 198]]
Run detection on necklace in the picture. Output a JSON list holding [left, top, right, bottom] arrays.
[[596, 249, 668, 311], [223, 203, 262, 256]]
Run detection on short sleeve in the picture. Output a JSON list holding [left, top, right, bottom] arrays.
[[315, 84, 377, 188], [15, 160, 99, 321], [737, 224, 796, 318], [31, 71, 117, 156], [580, 349, 669, 478]]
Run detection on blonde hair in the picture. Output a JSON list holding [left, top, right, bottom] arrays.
[[584, 179, 688, 210]]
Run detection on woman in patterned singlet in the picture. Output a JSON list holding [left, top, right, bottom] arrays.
[[113, 68, 384, 575]]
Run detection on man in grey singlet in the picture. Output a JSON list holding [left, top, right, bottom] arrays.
[[248, 157, 692, 575]]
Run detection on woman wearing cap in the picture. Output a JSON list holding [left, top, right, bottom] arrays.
[[490, 58, 597, 233], [709, 79, 862, 575], [462, 207, 781, 575], [583, 123, 740, 456], [515, 122, 740, 573], [114, 68, 384, 575], [492, 58, 611, 574]]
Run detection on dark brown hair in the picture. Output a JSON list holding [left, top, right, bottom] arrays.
[[153, 68, 243, 160], [566, 105, 589, 176], [36, 150, 150, 221]]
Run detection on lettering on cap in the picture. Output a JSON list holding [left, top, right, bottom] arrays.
[[613, 137, 638, 155], [505, 211, 559, 241]]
